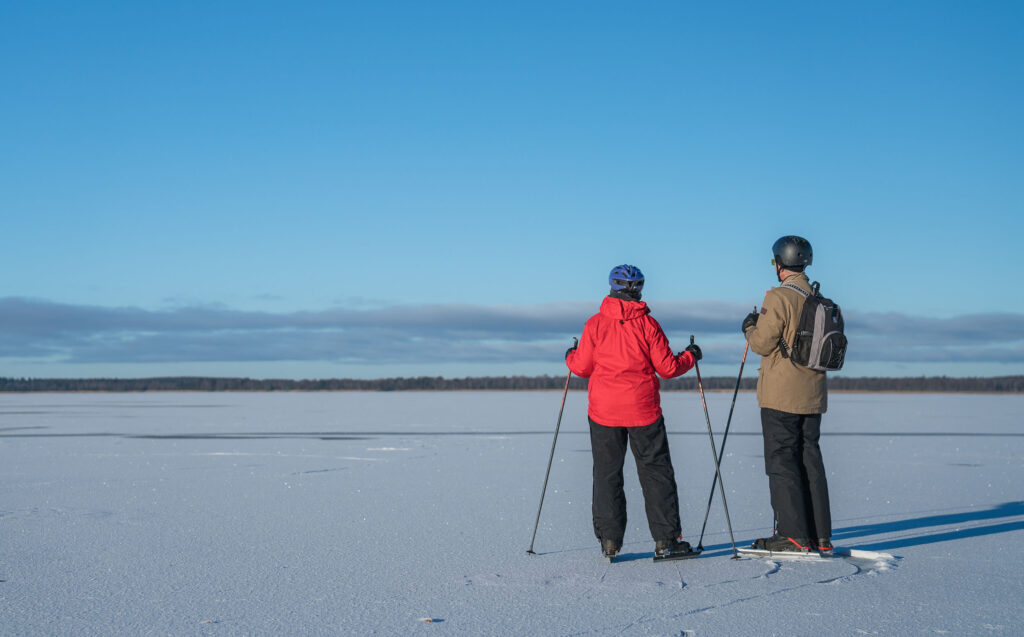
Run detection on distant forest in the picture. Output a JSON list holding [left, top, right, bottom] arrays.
[[1, 375, 1023, 393]]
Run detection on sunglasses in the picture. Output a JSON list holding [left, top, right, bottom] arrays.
[[612, 279, 644, 290]]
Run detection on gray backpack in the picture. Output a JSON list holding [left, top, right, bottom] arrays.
[[778, 281, 847, 371]]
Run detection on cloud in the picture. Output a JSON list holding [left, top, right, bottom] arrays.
[[1, 297, 1023, 366], [846, 311, 1024, 363]]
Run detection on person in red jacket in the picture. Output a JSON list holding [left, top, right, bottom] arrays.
[[566, 264, 702, 561]]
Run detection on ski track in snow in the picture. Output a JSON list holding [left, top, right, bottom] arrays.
[[758, 560, 782, 578], [290, 467, 348, 475], [661, 552, 900, 626], [673, 562, 687, 591], [463, 549, 898, 636], [463, 549, 896, 591], [0, 506, 116, 522], [191, 451, 382, 461]]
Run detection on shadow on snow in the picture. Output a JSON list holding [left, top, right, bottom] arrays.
[[651, 501, 1024, 558], [834, 500, 1024, 552]]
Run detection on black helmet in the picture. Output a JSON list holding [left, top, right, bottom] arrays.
[[772, 235, 813, 269]]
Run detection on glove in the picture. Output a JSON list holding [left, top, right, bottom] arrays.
[[684, 343, 702, 362], [565, 345, 577, 360], [742, 311, 759, 333]]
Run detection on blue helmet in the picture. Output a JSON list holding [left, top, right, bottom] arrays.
[[609, 264, 644, 293]]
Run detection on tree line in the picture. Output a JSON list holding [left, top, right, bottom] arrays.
[[1, 375, 1022, 393]]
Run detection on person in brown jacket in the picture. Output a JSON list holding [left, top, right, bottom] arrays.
[[741, 235, 833, 555]]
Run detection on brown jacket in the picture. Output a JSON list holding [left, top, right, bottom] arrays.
[[744, 272, 828, 414]]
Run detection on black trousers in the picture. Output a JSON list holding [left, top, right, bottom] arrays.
[[761, 408, 832, 540], [589, 416, 681, 544]]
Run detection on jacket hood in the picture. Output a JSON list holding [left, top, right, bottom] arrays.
[[600, 295, 650, 321]]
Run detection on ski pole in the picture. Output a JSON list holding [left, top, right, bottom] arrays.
[[696, 338, 750, 551], [691, 335, 739, 559], [527, 337, 577, 555]]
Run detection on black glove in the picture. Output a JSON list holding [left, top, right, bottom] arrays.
[[565, 340, 581, 360], [742, 311, 759, 333], [684, 343, 702, 361]]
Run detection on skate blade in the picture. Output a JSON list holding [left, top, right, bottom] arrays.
[[737, 547, 828, 560], [652, 550, 700, 562]]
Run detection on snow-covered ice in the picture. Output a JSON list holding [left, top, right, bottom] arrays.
[[1, 391, 1022, 635]]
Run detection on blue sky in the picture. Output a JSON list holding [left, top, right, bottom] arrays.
[[2, 1, 1022, 379]]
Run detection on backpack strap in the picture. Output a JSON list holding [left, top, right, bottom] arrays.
[[779, 282, 810, 298], [776, 283, 809, 359]]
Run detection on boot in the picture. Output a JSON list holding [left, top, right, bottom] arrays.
[[601, 538, 621, 559], [752, 534, 811, 553], [654, 537, 696, 559], [815, 538, 833, 556]]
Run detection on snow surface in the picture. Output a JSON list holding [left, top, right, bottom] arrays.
[[1, 391, 1022, 635]]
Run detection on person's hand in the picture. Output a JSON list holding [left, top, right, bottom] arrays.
[[565, 337, 579, 360], [684, 343, 702, 361], [742, 311, 759, 332]]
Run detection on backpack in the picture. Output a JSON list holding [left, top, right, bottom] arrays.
[[778, 281, 847, 371]]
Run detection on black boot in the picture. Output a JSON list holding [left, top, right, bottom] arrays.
[[815, 538, 833, 556], [654, 537, 697, 561], [752, 534, 811, 553], [601, 538, 621, 560]]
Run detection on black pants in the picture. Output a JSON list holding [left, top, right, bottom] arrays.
[[589, 416, 681, 544], [761, 408, 832, 540]]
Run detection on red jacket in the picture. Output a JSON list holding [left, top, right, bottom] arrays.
[[566, 296, 695, 427]]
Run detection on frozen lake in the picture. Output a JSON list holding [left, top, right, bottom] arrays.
[[1, 391, 1022, 635]]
